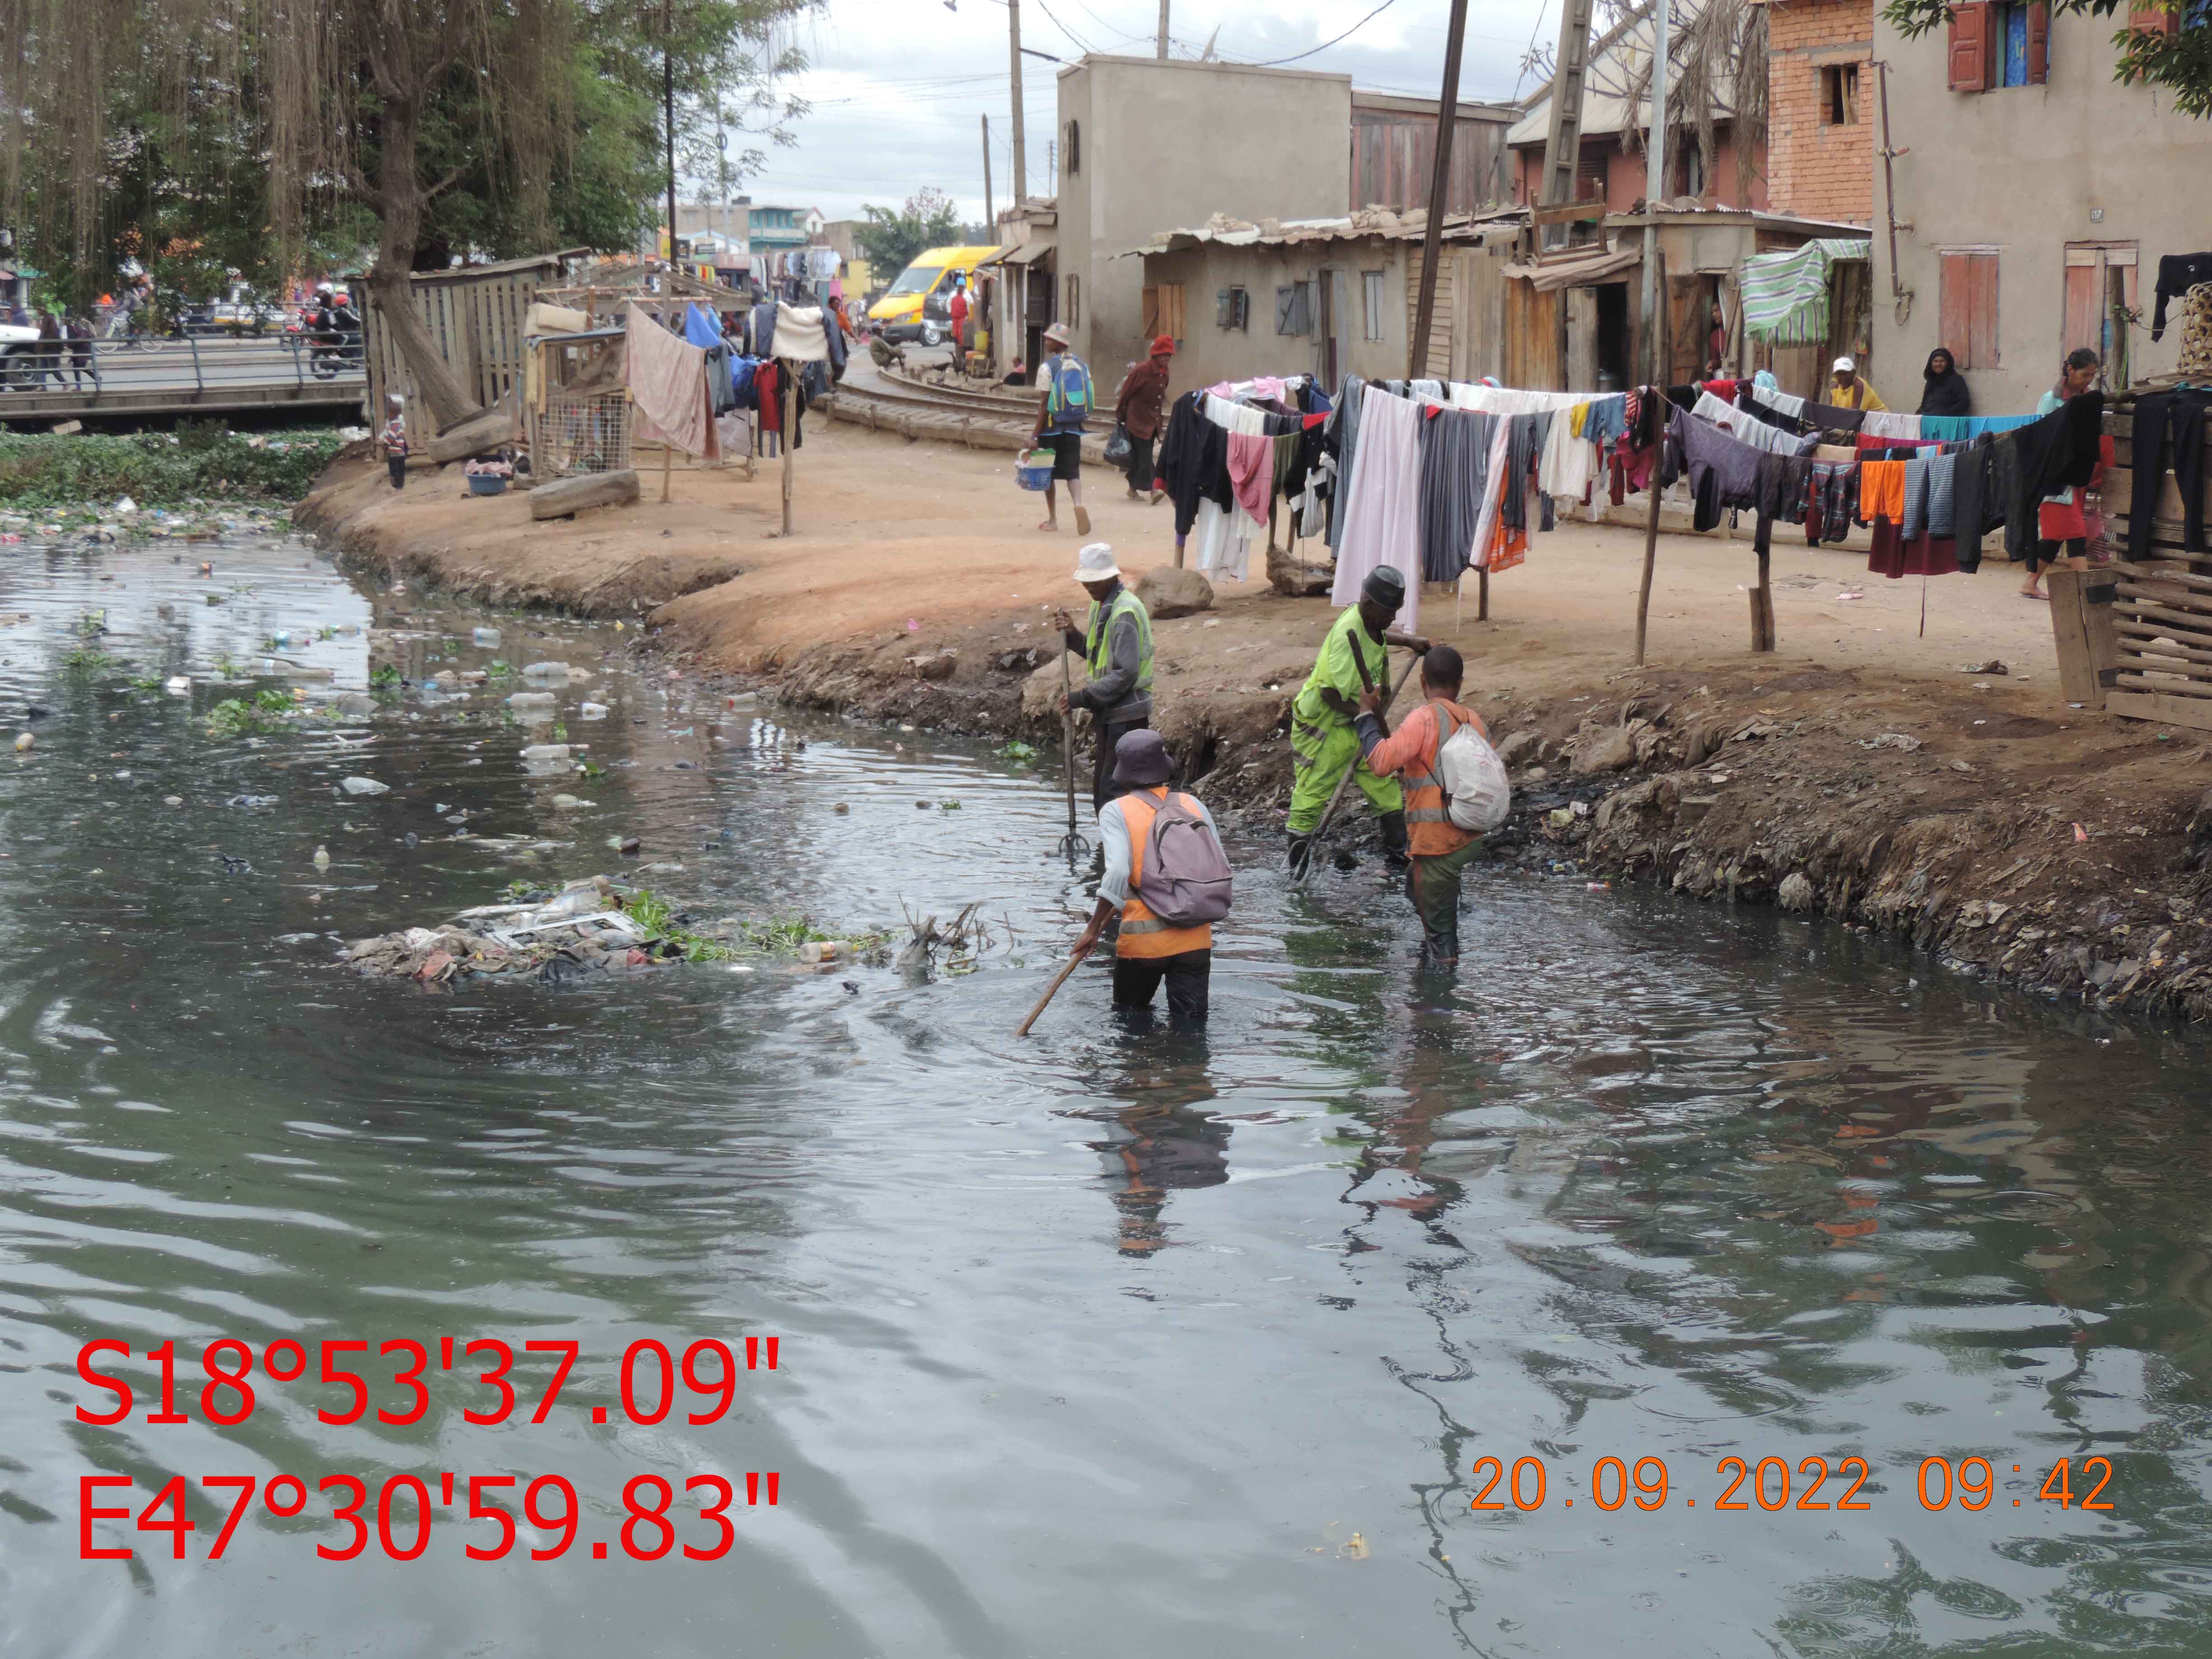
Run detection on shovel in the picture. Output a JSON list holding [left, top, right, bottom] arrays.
[[1055, 650, 1090, 865]]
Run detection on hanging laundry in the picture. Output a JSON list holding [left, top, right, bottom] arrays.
[[1331, 389, 1425, 630], [2125, 389, 2212, 556], [623, 302, 719, 461], [1418, 407, 1494, 581], [2152, 253, 2212, 339], [1663, 408, 1764, 532]]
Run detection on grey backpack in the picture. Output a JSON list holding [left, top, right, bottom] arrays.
[[1134, 793, 1233, 925]]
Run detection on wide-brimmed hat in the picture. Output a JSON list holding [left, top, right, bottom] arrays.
[[1149, 335, 1175, 356], [1043, 320, 1070, 345], [1112, 729, 1173, 787], [1074, 542, 1120, 584]]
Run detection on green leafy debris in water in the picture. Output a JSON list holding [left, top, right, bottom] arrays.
[[997, 739, 1037, 763], [623, 888, 738, 962], [369, 663, 402, 686], [62, 647, 117, 673]]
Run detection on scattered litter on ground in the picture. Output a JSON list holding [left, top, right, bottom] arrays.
[[1862, 734, 1922, 753]]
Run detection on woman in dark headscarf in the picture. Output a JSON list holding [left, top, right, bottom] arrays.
[[1917, 346, 1973, 417]]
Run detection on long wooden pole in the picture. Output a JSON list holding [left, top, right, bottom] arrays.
[[780, 366, 795, 534], [982, 115, 994, 230], [1408, 0, 1471, 379], [1636, 246, 1667, 666], [1016, 949, 1085, 1036]]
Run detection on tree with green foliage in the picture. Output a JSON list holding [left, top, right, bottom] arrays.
[[853, 188, 974, 277], [1882, 0, 2212, 117], [0, 0, 813, 426]]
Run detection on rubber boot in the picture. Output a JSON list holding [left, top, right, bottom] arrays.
[[1286, 830, 1316, 879], [1378, 809, 1412, 872]]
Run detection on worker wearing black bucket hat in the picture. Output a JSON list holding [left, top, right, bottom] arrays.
[[1068, 731, 1227, 1026]]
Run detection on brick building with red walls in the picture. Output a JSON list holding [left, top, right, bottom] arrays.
[[1759, 0, 1875, 225]]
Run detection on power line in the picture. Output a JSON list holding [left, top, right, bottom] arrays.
[[1235, 0, 1403, 67]]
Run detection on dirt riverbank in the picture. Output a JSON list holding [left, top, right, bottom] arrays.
[[295, 419, 2212, 1024]]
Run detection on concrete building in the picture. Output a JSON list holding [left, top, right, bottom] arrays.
[[1507, 1, 1768, 211], [1757, 0, 1874, 225], [980, 198, 1057, 376], [1872, 3, 2212, 412], [1054, 56, 1356, 379], [1126, 210, 1524, 398], [748, 205, 824, 254]]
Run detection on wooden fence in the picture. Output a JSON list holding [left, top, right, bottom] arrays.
[[2050, 390, 2212, 731], [363, 253, 579, 441]]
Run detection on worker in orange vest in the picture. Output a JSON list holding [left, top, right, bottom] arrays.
[[1354, 644, 1488, 968], [1069, 730, 1227, 1025]]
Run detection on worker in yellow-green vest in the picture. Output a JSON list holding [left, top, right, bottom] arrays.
[[1052, 542, 1156, 811], [1286, 565, 1429, 875]]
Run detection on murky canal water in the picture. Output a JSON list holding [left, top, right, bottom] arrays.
[[4, 537, 2212, 1658]]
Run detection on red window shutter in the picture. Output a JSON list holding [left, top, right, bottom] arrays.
[[2026, 3, 2050, 83], [1968, 253, 2001, 370], [2127, 0, 2175, 36], [1948, 2, 1993, 91], [1940, 253, 1973, 367]]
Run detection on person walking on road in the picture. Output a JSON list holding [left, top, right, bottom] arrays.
[[1053, 542, 1155, 812], [1067, 731, 1226, 1027], [66, 313, 94, 390], [1031, 320, 1093, 535], [1114, 335, 1174, 503], [1353, 644, 1487, 969], [1286, 566, 1429, 874], [34, 309, 63, 389]]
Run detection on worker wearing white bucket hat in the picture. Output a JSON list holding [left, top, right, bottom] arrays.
[[1051, 542, 1154, 811]]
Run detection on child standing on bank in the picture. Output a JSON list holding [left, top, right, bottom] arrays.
[[381, 395, 409, 490]]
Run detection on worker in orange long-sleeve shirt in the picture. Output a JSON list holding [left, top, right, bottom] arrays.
[[1354, 645, 1488, 969]]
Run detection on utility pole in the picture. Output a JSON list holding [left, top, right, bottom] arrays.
[[1640, 0, 1671, 385], [1409, 0, 1470, 381], [982, 114, 995, 229], [1008, 0, 1027, 206], [663, 0, 679, 271], [1157, 0, 1169, 59]]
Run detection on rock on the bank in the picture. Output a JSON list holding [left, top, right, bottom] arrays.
[[1135, 565, 1214, 619], [1022, 657, 1090, 720], [1571, 726, 1637, 775], [1266, 540, 1335, 598]]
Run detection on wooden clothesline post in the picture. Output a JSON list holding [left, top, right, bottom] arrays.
[[1635, 245, 1668, 668], [780, 364, 795, 536]]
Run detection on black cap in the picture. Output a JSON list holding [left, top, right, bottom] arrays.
[[1360, 567, 1406, 612]]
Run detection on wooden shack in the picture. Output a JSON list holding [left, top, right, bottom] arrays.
[[2050, 384, 2212, 731], [362, 249, 590, 437]]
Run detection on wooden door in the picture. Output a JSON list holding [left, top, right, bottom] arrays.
[[1565, 287, 1599, 391]]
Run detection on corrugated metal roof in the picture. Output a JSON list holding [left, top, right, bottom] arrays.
[[1120, 207, 1527, 261]]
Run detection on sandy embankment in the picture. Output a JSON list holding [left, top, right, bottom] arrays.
[[295, 419, 2212, 1022]]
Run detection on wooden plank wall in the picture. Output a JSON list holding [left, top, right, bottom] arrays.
[[1350, 111, 1506, 214], [365, 269, 546, 437], [2054, 401, 2212, 731], [1452, 248, 1504, 384], [1403, 246, 1456, 379]]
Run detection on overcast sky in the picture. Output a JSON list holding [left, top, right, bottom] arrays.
[[724, 0, 1557, 227]]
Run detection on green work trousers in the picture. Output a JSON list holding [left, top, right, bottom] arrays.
[[1288, 716, 1402, 834], [1407, 836, 1484, 965]]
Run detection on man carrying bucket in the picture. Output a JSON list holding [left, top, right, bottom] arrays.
[[1029, 320, 1093, 535]]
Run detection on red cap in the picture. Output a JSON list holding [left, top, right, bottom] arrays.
[[1150, 335, 1175, 356]]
